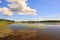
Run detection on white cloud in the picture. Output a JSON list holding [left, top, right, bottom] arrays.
[[0, 7, 13, 16], [0, 0, 36, 16]]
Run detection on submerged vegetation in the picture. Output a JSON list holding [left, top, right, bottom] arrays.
[[0, 30, 37, 40]]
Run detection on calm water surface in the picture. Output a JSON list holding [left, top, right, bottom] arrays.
[[7, 23, 60, 40], [7, 23, 60, 30]]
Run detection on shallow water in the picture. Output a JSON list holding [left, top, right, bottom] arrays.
[[7, 23, 60, 29], [3, 23, 60, 40]]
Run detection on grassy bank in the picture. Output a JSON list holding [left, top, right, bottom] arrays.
[[0, 21, 8, 27], [0, 20, 15, 38]]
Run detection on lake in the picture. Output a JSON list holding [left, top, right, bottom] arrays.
[[1, 23, 60, 40]]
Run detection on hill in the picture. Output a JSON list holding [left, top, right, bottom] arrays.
[[20, 20, 60, 23]]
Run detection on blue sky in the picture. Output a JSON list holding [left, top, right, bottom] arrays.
[[0, 0, 60, 21]]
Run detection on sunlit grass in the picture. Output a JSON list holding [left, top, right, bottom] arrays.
[[0, 21, 8, 26], [0, 21, 8, 37], [0, 21, 14, 38]]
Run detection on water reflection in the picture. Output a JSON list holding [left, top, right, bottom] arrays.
[[1, 23, 60, 40], [7, 23, 60, 39], [7, 23, 46, 30]]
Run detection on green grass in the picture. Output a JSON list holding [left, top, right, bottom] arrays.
[[0, 21, 15, 26], [0, 21, 7, 23], [0, 21, 9, 31], [0, 21, 14, 38]]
